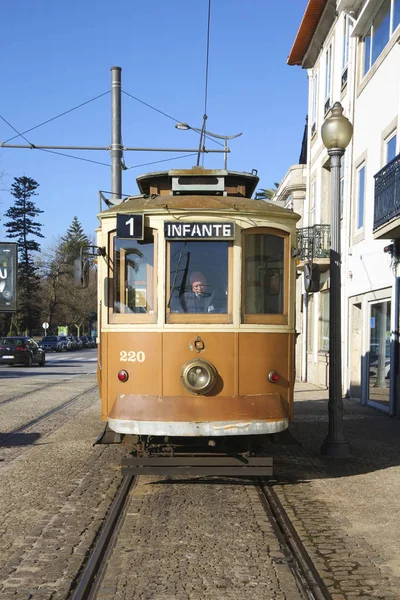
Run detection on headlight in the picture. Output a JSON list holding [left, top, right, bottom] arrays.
[[181, 359, 217, 395]]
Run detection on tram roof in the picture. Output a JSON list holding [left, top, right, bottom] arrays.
[[136, 168, 259, 198], [99, 192, 301, 222], [99, 167, 300, 223]]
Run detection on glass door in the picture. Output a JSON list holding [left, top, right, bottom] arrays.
[[368, 300, 391, 410]]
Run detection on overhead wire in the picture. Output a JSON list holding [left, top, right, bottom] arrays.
[[0, 113, 111, 167], [126, 153, 197, 170], [3, 91, 111, 144], [122, 89, 223, 147]]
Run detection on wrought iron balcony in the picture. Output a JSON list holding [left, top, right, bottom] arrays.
[[374, 153, 400, 237], [297, 224, 330, 262]]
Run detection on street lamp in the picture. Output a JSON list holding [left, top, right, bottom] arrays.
[[175, 122, 242, 169], [320, 102, 353, 458]]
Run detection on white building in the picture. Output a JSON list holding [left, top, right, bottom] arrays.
[[280, 0, 400, 416]]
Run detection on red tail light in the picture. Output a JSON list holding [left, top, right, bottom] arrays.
[[118, 370, 129, 382], [16, 346, 26, 351], [268, 371, 279, 383]]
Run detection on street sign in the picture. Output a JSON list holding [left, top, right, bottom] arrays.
[[42, 322, 49, 330]]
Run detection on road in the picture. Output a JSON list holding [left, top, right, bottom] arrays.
[[0, 348, 98, 382]]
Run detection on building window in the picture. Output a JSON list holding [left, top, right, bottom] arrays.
[[324, 44, 332, 114], [357, 165, 366, 230], [319, 291, 330, 352], [341, 15, 350, 88], [311, 73, 318, 136], [307, 294, 314, 352], [310, 179, 316, 225], [363, 0, 396, 75], [386, 132, 397, 163], [394, 0, 400, 29]]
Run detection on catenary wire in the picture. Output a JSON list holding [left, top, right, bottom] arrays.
[[122, 89, 224, 147], [3, 91, 111, 144], [126, 153, 197, 170], [0, 114, 111, 167]]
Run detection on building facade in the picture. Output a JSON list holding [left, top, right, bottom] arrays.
[[280, 0, 400, 415]]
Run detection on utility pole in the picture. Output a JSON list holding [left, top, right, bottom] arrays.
[[1, 66, 230, 199], [110, 66, 122, 202]]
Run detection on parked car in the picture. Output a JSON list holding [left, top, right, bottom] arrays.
[[73, 336, 83, 350], [58, 337, 69, 351], [63, 335, 77, 351], [79, 335, 90, 348], [87, 336, 97, 348], [0, 337, 46, 367], [40, 335, 62, 353], [369, 358, 390, 380]]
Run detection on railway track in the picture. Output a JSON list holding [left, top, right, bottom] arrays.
[[69, 474, 137, 600], [256, 479, 331, 600], [69, 474, 332, 600]]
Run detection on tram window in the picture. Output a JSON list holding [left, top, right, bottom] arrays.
[[168, 241, 229, 317], [113, 229, 155, 316], [243, 231, 287, 322]]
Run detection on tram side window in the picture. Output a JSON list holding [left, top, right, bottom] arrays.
[[244, 233, 285, 315], [168, 241, 228, 314], [114, 229, 155, 314]]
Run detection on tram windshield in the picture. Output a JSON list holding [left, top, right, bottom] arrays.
[[168, 241, 229, 315], [113, 229, 155, 315]]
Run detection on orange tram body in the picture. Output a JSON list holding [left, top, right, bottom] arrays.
[[95, 167, 300, 473]]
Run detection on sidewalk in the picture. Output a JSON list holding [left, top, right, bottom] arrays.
[[268, 383, 400, 599]]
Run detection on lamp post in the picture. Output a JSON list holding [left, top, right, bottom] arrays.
[[320, 102, 353, 458], [175, 122, 242, 169]]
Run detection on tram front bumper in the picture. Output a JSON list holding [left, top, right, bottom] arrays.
[[108, 393, 289, 436]]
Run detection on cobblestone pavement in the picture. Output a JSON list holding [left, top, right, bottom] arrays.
[[2, 375, 400, 600], [96, 475, 303, 600], [0, 376, 128, 600], [266, 385, 400, 600]]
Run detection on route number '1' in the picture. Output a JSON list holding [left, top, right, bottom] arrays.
[[120, 351, 146, 363], [116, 214, 144, 240]]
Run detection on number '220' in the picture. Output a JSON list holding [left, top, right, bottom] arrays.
[[120, 350, 146, 362]]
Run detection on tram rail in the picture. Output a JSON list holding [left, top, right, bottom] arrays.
[[68, 473, 332, 600], [257, 478, 332, 600], [69, 474, 137, 600]]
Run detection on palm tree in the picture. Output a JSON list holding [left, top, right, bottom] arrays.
[[255, 182, 280, 200]]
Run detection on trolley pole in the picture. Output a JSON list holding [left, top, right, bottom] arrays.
[[110, 66, 122, 202]]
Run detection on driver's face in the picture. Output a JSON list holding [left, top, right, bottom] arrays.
[[192, 280, 206, 293]]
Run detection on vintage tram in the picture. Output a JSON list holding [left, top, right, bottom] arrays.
[[92, 167, 300, 474]]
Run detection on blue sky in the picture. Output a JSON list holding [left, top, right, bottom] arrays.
[[1, 0, 307, 249]]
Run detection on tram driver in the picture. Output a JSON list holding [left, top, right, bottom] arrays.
[[179, 271, 217, 314]]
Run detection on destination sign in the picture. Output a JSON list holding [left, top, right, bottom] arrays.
[[117, 214, 144, 240], [164, 222, 234, 240]]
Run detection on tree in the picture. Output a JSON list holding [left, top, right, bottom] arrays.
[[255, 182, 280, 201], [4, 176, 44, 334], [39, 217, 96, 335], [58, 216, 89, 264]]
